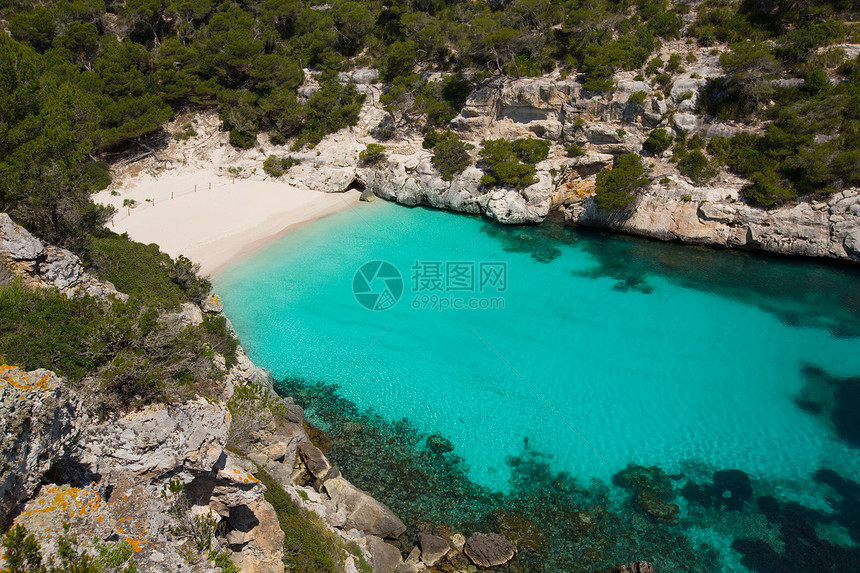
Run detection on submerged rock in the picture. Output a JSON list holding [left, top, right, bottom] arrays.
[[489, 510, 547, 551], [464, 532, 516, 568]]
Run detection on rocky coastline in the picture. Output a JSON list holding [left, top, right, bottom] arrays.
[[3, 213, 661, 573]]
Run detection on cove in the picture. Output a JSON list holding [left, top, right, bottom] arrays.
[[215, 200, 860, 572]]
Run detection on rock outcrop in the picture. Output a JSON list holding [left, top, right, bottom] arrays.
[[0, 366, 84, 526], [0, 213, 127, 300], [565, 186, 860, 263], [463, 532, 517, 568], [6, 393, 285, 573]]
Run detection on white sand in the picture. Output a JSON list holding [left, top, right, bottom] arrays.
[[94, 169, 362, 276]]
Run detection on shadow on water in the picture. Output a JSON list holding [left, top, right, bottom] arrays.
[[794, 364, 860, 448], [480, 215, 860, 337], [277, 377, 860, 573]]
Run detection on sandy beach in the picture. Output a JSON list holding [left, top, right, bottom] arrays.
[[94, 169, 362, 276]]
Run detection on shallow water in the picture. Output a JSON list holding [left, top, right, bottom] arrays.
[[216, 200, 860, 572]]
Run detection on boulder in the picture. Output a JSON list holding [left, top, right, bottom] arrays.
[[0, 213, 42, 259], [0, 366, 83, 524], [367, 535, 402, 573], [418, 533, 450, 566], [463, 533, 516, 568], [673, 113, 699, 133], [323, 476, 407, 538]]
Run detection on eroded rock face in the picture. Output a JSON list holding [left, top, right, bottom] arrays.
[[0, 366, 84, 525], [0, 213, 127, 300], [5, 396, 286, 573], [565, 187, 860, 263], [464, 532, 516, 568]]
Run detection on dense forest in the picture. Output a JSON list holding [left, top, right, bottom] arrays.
[[2, 0, 860, 245]]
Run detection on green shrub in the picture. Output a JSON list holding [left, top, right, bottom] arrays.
[[431, 132, 473, 181], [256, 469, 353, 573], [1, 524, 138, 573], [87, 233, 210, 308], [740, 171, 798, 208], [479, 138, 549, 189], [263, 155, 298, 178], [422, 127, 439, 150], [679, 150, 719, 184], [643, 128, 674, 155], [566, 144, 585, 157], [666, 53, 684, 73], [645, 57, 663, 75], [358, 143, 387, 166], [229, 129, 257, 149], [629, 90, 647, 105], [593, 153, 650, 210]]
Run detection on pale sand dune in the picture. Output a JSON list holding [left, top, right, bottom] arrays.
[[94, 169, 362, 276]]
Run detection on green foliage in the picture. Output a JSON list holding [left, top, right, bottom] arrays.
[[263, 155, 298, 178], [87, 233, 210, 308], [1, 524, 137, 573], [740, 171, 798, 208], [629, 91, 647, 105], [679, 150, 719, 184], [643, 128, 673, 155], [565, 144, 585, 158], [423, 127, 439, 150], [257, 469, 358, 573], [358, 144, 387, 167], [430, 132, 474, 181], [594, 154, 650, 210], [479, 138, 549, 189]]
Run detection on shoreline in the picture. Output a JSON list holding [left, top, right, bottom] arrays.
[[94, 168, 362, 276]]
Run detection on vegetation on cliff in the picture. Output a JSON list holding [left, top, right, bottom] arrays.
[[1, 0, 859, 230]]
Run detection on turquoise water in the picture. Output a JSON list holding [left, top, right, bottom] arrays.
[[215, 200, 860, 571]]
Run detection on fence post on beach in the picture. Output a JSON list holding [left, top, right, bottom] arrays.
[[209, 182, 211, 190], [171, 192, 174, 199], [194, 185, 197, 192]]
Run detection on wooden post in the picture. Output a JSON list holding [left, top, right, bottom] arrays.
[[194, 184, 197, 192], [233, 177, 235, 184], [171, 191, 174, 199], [209, 182, 211, 190], [128, 208, 130, 216]]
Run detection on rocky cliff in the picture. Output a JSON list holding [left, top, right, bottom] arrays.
[[254, 69, 860, 264]]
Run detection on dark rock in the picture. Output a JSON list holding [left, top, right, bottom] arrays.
[[605, 561, 655, 573], [464, 532, 517, 568], [681, 481, 713, 508], [418, 533, 450, 566], [757, 495, 781, 523], [568, 511, 596, 538], [613, 464, 675, 502], [634, 491, 679, 523], [303, 419, 333, 452], [426, 433, 455, 454], [712, 469, 753, 511], [489, 510, 547, 551]]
